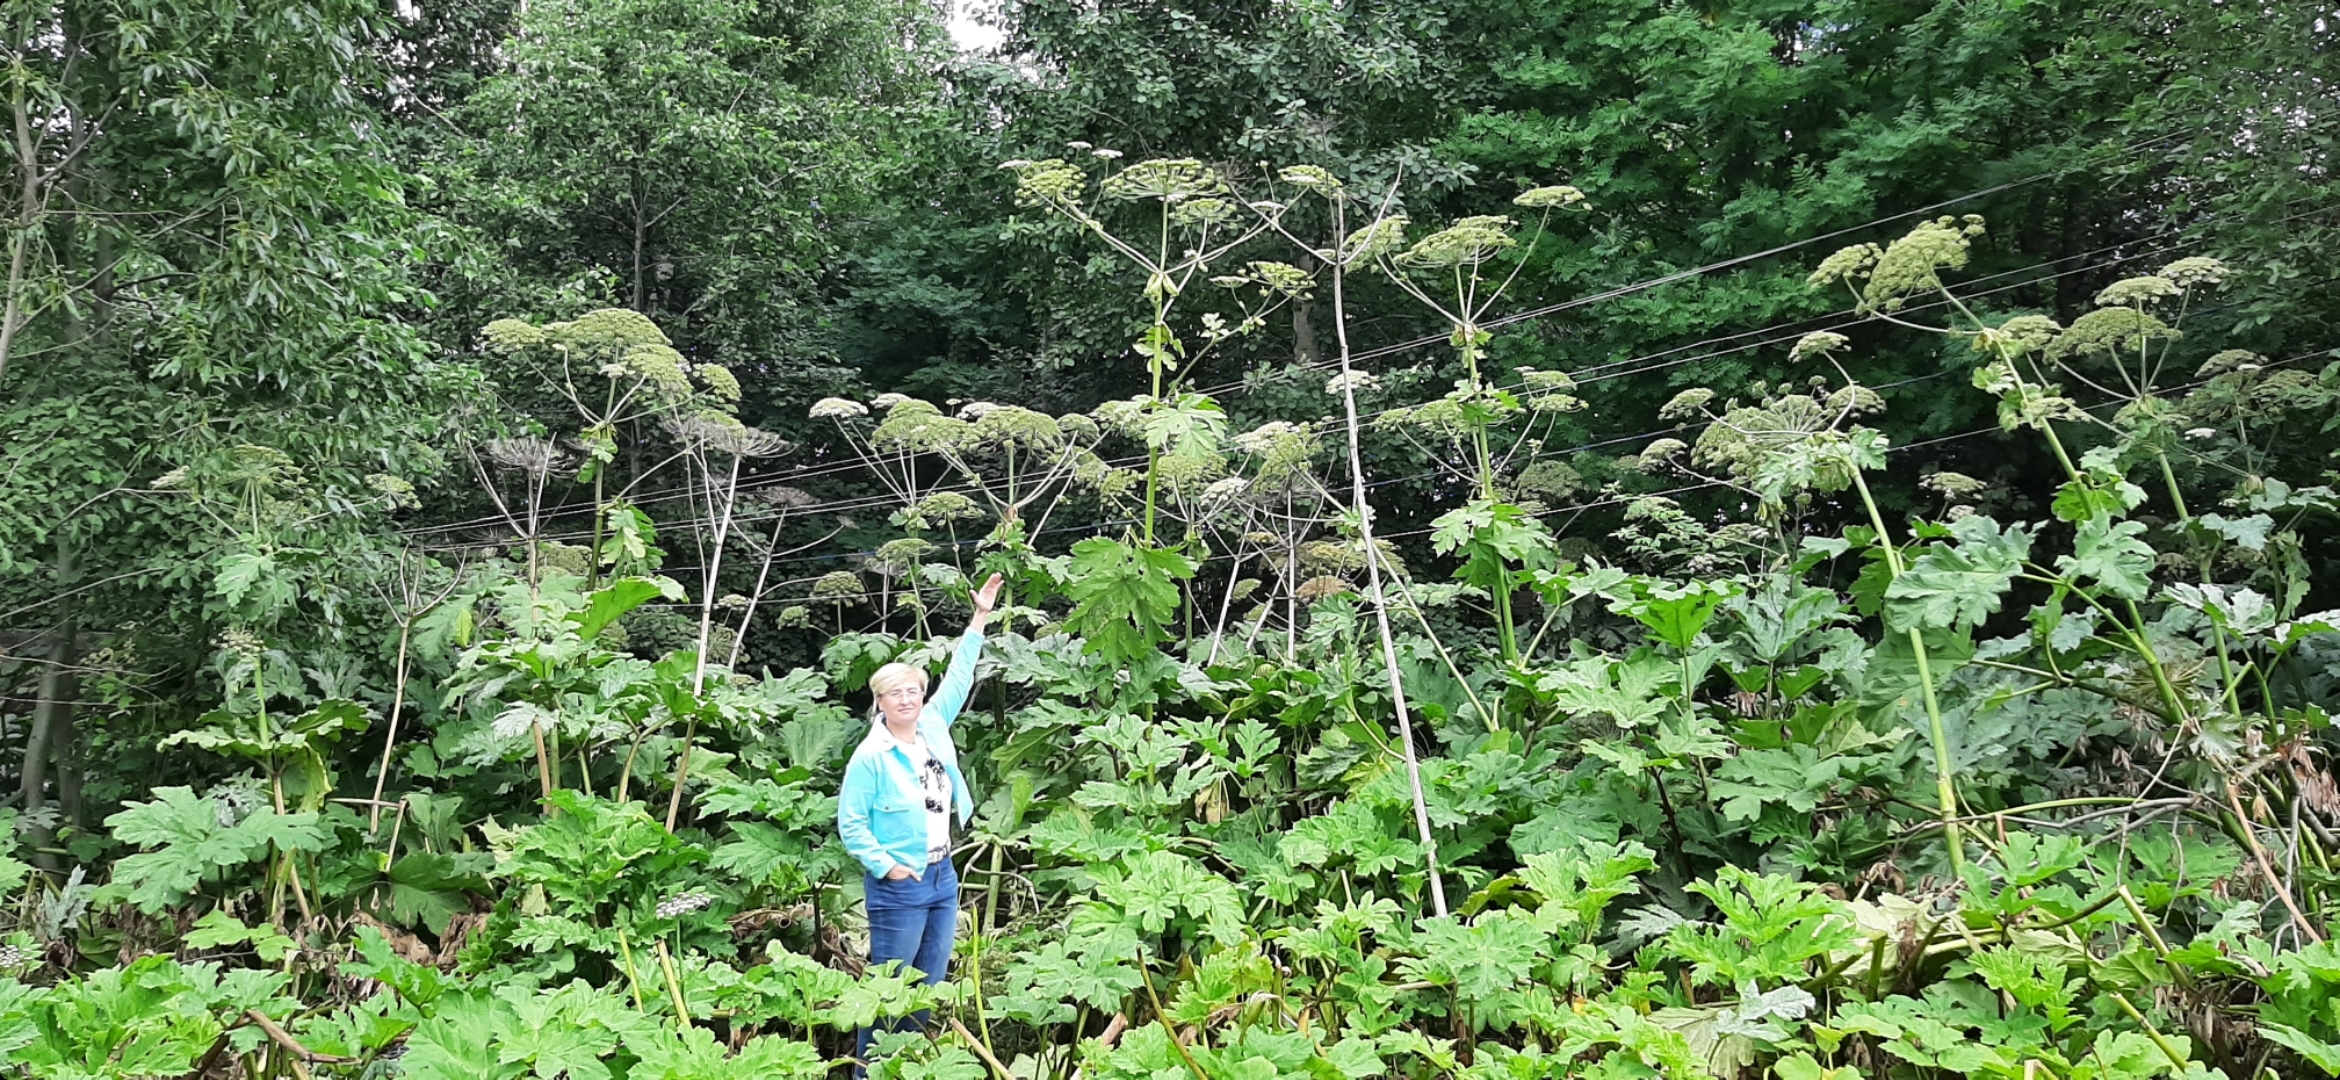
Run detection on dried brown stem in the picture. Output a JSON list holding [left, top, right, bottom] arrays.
[[2227, 778, 2324, 943]]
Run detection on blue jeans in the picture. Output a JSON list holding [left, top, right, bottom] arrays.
[[857, 857, 958, 1070]]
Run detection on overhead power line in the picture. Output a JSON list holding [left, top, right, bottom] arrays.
[[713, 346, 2330, 614], [399, 133, 2208, 543], [416, 218, 2271, 555]]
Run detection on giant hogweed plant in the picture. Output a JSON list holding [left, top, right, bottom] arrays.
[[811, 392, 1121, 632], [1001, 154, 1298, 545], [477, 308, 731, 592], [987, 158, 1609, 909], [1359, 186, 1593, 664], [474, 309, 807, 829], [1642, 215, 2340, 890], [1234, 169, 1599, 688], [1637, 351, 1971, 873], [986, 155, 1296, 693], [140, 444, 432, 925]]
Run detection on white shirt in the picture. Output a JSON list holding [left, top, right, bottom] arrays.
[[889, 727, 953, 866]]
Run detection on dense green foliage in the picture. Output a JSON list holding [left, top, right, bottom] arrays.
[[2, 0, 2338, 1077]]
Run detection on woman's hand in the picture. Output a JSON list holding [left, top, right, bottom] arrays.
[[885, 864, 916, 881], [968, 572, 1004, 632]]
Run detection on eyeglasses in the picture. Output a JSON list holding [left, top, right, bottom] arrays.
[[877, 687, 924, 701]]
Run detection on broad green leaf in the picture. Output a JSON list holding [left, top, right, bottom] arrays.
[[711, 821, 810, 885], [2058, 518, 2157, 600], [2051, 466, 2146, 523], [386, 853, 489, 937], [1884, 515, 2029, 631], [399, 993, 522, 1080], [184, 910, 297, 963], [2257, 1023, 2340, 1076], [570, 576, 682, 641], [104, 788, 326, 912], [2192, 511, 2274, 551], [213, 551, 294, 615], [1771, 1051, 1861, 1079], [1061, 538, 1194, 666], [1618, 580, 1736, 651], [1399, 913, 1543, 1001], [213, 552, 269, 607], [2278, 610, 2340, 648]]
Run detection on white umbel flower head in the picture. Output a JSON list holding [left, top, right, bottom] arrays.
[[655, 891, 714, 919]]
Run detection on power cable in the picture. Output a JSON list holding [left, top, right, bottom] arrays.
[[398, 134, 2212, 542], [689, 346, 2332, 612], [416, 222, 2268, 554]]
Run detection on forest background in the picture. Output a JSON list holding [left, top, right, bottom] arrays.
[[2, 0, 2339, 1077]]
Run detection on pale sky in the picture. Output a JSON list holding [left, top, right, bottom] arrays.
[[947, 2, 1006, 52]]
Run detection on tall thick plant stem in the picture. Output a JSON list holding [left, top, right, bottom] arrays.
[[668, 446, 744, 830], [532, 724, 556, 802], [1851, 469, 1964, 873], [370, 565, 462, 831], [2107, 991, 2193, 1073], [1328, 200, 1448, 917], [654, 939, 690, 1029], [23, 564, 76, 873], [2225, 777, 2325, 943], [2156, 454, 2191, 522], [370, 620, 416, 832], [1135, 950, 1213, 1080]]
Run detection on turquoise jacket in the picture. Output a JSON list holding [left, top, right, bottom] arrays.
[[836, 630, 984, 879]]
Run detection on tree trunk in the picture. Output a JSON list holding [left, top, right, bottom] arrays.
[[41, 180, 95, 841], [1291, 296, 1319, 367], [54, 709, 83, 832], [631, 169, 649, 311], [0, 83, 45, 391], [25, 605, 79, 874]]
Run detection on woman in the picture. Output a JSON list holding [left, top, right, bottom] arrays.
[[836, 571, 1003, 1065]]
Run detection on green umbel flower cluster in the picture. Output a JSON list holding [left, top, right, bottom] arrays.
[[810, 571, 863, 601], [2160, 256, 2228, 288], [1211, 261, 1315, 298], [1859, 215, 1986, 312], [1659, 388, 1715, 421], [1976, 315, 2063, 357], [481, 318, 546, 352], [1400, 215, 1516, 270], [1787, 331, 1850, 364], [1337, 216, 1409, 267], [1278, 166, 1342, 194], [968, 405, 1070, 451], [2044, 308, 2179, 364], [1513, 185, 1588, 210], [1100, 158, 1225, 203], [870, 400, 970, 455], [1002, 159, 1086, 207], [1233, 421, 1318, 485], [548, 308, 668, 351], [1513, 460, 1583, 501], [2093, 276, 2182, 308]]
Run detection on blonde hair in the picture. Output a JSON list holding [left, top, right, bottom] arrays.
[[867, 661, 929, 720]]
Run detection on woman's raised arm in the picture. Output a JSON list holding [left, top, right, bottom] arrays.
[[929, 574, 1002, 728]]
